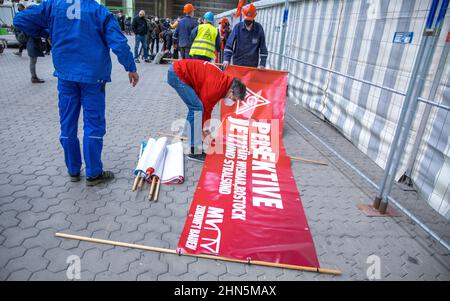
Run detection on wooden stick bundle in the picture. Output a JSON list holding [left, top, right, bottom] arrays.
[[55, 232, 341, 275]]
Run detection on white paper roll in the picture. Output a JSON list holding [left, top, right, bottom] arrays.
[[161, 142, 185, 184], [144, 137, 168, 176], [134, 137, 156, 176]]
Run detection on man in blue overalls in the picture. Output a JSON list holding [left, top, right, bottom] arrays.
[[14, 0, 139, 186]]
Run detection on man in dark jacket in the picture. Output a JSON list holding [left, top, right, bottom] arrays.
[[173, 3, 198, 59], [223, 4, 268, 69], [132, 10, 150, 63], [150, 16, 163, 55]]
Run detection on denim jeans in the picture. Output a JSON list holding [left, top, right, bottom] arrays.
[[134, 34, 148, 59], [167, 65, 203, 150]]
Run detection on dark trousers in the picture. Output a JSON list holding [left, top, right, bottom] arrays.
[[180, 47, 191, 59], [151, 38, 159, 54]]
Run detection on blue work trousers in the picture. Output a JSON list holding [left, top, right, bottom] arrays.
[[134, 34, 148, 59], [167, 65, 203, 150], [57, 79, 106, 177]]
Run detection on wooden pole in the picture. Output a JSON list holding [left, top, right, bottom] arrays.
[[156, 131, 188, 141], [132, 144, 144, 191], [152, 178, 161, 201], [157, 133, 327, 165], [138, 176, 145, 189], [148, 176, 157, 200], [289, 156, 328, 166], [55, 232, 341, 275]]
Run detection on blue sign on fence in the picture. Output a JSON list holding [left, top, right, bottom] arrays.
[[393, 32, 414, 44]]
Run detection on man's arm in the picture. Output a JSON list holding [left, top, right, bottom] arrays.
[[189, 26, 198, 45], [103, 13, 138, 85], [13, 1, 51, 38], [258, 25, 268, 68]]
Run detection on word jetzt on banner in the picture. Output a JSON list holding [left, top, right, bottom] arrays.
[[177, 65, 320, 268]]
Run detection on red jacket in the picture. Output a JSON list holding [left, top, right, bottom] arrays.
[[174, 59, 234, 127]]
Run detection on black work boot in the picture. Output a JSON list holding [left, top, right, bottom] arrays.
[[31, 77, 45, 83], [86, 171, 115, 186], [187, 146, 206, 162], [69, 173, 81, 182]]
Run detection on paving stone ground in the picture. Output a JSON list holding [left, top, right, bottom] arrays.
[[0, 43, 449, 281]]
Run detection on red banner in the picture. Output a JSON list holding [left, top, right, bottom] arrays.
[[177, 65, 319, 268]]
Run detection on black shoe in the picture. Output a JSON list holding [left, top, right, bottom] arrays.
[[31, 77, 45, 83], [86, 171, 115, 186], [69, 173, 81, 182], [14, 52, 22, 56], [144, 59, 151, 63], [187, 152, 206, 162], [134, 58, 140, 63]]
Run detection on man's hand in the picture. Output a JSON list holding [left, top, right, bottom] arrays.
[[202, 129, 211, 139], [223, 61, 230, 69], [129, 72, 139, 87], [257, 65, 265, 70]]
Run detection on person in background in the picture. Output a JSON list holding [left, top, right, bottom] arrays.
[[189, 11, 220, 62], [27, 34, 45, 83], [13, 3, 26, 57], [117, 11, 125, 31], [219, 17, 231, 63], [167, 60, 247, 162], [132, 10, 150, 63], [14, 0, 139, 185], [173, 3, 198, 59], [171, 18, 179, 60], [150, 16, 163, 56], [223, 3, 268, 69], [125, 17, 132, 35]]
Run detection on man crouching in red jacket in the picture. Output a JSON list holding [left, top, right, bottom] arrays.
[[168, 59, 246, 162]]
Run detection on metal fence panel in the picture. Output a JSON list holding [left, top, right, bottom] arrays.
[[216, 0, 450, 220]]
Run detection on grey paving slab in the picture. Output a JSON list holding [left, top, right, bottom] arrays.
[[0, 43, 449, 281]]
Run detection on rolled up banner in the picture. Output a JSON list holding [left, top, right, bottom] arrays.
[[161, 142, 185, 184], [134, 138, 156, 176], [144, 137, 168, 176], [153, 147, 167, 179]]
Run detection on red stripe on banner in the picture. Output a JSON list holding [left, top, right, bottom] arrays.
[[177, 66, 320, 268], [446, 32, 450, 42]]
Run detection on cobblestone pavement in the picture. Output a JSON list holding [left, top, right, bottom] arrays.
[[0, 46, 449, 281]]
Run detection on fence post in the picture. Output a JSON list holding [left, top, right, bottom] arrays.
[[372, 0, 439, 210], [374, 0, 449, 214], [400, 30, 450, 185], [277, 0, 289, 70]]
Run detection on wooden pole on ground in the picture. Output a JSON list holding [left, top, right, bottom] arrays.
[[55, 232, 341, 275], [132, 144, 144, 191], [157, 131, 188, 141], [148, 176, 157, 200], [152, 178, 161, 201], [289, 156, 328, 166], [157, 131, 328, 166]]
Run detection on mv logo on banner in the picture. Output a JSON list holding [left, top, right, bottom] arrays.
[[236, 88, 271, 115]]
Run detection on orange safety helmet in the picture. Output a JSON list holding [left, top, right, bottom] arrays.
[[242, 3, 257, 21], [183, 3, 195, 14]]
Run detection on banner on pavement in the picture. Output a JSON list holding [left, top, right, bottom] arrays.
[[177, 65, 320, 268]]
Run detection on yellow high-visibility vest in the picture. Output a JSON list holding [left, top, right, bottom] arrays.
[[189, 23, 218, 60]]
